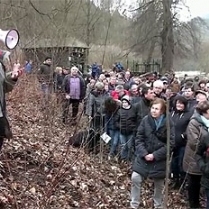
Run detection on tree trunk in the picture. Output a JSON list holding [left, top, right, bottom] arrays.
[[145, 40, 156, 72], [161, 0, 174, 74], [86, 0, 91, 64], [147, 41, 155, 63]]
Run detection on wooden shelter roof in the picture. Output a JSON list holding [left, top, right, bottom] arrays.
[[20, 37, 88, 49]]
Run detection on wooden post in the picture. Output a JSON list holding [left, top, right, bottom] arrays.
[[164, 98, 170, 209]]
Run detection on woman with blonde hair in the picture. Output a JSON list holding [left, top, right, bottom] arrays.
[[54, 66, 62, 74]]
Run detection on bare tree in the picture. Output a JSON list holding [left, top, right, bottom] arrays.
[[161, 0, 174, 73], [129, 0, 204, 74], [128, 0, 160, 63]]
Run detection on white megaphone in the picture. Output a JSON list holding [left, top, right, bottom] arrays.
[[0, 29, 19, 50]]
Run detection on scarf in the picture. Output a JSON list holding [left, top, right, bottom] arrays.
[[200, 115, 209, 132], [154, 114, 165, 131]]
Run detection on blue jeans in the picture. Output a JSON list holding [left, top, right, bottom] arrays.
[[40, 83, 53, 107], [120, 133, 134, 161], [109, 130, 120, 156], [41, 83, 51, 94]]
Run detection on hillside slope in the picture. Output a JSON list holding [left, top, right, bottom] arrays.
[[0, 75, 188, 208]]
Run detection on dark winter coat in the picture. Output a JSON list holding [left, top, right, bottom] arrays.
[[68, 128, 100, 152], [37, 63, 52, 83], [195, 133, 209, 189], [108, 83, 116, 93], [86, 90, 110, 131], [134, 97, 151, 128], [171, 109, 193, 147], [115, 106, 137, 135], [132, 114, 175, 179], [130, 96, 141, 104], [53, 72, 65, 91], [169, 93, 178, 111], [86, 90, 110, 117], [105, 111, 119, 131], [187, 98, 197, 111]]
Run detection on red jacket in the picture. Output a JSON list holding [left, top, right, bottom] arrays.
[[111, 90, 129, 100]]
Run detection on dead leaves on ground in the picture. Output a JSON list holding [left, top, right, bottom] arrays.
[[0, 75, 188, 208]]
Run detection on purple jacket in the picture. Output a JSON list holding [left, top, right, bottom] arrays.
[[63, 75, 85, 100]]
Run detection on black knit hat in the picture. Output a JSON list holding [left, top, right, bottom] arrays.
[[44, 56, 52, 61]]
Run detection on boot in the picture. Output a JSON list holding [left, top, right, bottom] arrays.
[[171, 178, 180, 190], [189, 200, 202, 209]]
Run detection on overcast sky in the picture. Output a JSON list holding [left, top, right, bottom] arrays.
[[94, 0, 209, 21], [126, 0, 209, 20], [179, 0, 209, 21]]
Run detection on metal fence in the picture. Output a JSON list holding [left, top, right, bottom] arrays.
[[130, 60, 161, 75]]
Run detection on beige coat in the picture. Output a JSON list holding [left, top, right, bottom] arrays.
[[183, 113, 208, 175]]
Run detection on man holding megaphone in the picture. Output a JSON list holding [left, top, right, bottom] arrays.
[[0, 28, 22, 150]]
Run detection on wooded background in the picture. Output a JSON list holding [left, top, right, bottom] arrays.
[[0, 0, 208, 74]]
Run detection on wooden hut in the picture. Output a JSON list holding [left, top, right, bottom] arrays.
[[20, 37, 89, 72]]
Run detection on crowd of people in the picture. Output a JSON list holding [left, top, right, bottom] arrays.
[[23, 57, 209, 208]]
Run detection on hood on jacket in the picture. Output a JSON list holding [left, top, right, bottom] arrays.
[[190, 111, 207, 128], [121, 95, 131, 105], [174, 95, 188, 110]]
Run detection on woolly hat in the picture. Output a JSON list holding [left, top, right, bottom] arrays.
[[121, 95, 131, 105], [71, 66, 79, 71], [161, 76, 169, 83]]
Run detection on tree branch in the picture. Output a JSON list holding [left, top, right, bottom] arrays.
[[129, 0, 154, 12]]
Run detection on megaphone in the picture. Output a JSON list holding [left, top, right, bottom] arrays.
[[0, 29, 19, 50]]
